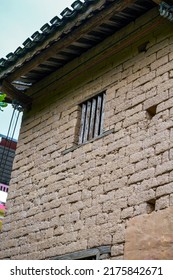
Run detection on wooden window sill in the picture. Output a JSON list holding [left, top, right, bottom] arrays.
[[62, 128, 114, 155]]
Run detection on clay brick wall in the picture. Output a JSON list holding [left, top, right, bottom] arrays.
[[1, 8, 173, 259]]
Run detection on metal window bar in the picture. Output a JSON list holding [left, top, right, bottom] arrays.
[[79, 92, 105, 144]]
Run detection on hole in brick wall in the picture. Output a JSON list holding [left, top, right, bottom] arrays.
[[138, 41, 149, 53], [146, 199, 156, 213], [146, 105, 157, 119]]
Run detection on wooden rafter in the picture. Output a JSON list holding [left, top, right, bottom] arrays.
[[0, 79, 32, 109], [5, 0, 136, 83]]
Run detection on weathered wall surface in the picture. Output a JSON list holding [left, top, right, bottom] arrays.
[[124, 206, 173, 259], [1, 8, 173, 259]]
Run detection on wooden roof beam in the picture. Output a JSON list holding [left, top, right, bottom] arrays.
[[0, 79, 32, 109], [6, 0, 136, 83]]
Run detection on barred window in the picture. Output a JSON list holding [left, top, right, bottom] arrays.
[[79, 92, 105, 144]]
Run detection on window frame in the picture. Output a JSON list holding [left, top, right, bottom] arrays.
[[78, 92, 106, 144], [51, 246, 111, 260]]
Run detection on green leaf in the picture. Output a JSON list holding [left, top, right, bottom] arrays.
[[0, 93, 6, 102], [0, 94, 8, 111], [0, 102, 8, 107]]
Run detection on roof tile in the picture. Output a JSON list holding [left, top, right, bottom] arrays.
[[0, 0, 101, 72]]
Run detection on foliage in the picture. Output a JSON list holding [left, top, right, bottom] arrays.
[[0, 93, 8, 111]]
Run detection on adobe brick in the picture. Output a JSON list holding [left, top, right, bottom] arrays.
[[158, 79, 173, 96], [155, 195, 170, 210], [140, 177, 157, 191], [96, 213, 108, 225], [126, 86, 143, 101], [114, 186, 133, 200], [169, 49, 173, 61], [155, 160, 173, 176], [131, 93, 146, 108], [104, 177, 127, 193], [157, 174, 169, 186], [134, 202, 153, 216], [125, 141, 142, 156], [100, 234, 112, 247], [128, 189, 155, 206], [112, 198, 128, 211], [130, 151, 143, 163], [133, 53, 156, 72], [170, 194, 173, 206], [111, 244, 124, 257], [151, 55, 168, 71], [157, 44, 171, 59], [162, 150, 169, 163], [121, 207, 134, 219], [156, 61, 173, 76], [157, 96, 173, 113], [81, 205, 102, 219], [156, 183, 173, 198], [126, 104, 143, 118], [147, 37, 168, 56], [87, 235, 101, 248], [113, 223, 125, 244], [82, 189, 92, 200], [135, 159, 148, 172], [105, 88, 116, 101], [133, 71, 155, 89]]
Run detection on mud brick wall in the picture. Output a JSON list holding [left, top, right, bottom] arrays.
[[1, 8, 173, 259]]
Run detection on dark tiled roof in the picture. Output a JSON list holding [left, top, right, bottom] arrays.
[[0, 0, 158, 97], [0, 0, 101, 72]]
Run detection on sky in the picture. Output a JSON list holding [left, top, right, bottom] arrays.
[[0, 0, 76, 139]]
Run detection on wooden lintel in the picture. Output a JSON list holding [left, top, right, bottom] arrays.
[[6, 0, 136, 83], [1, 79, 32, 109]]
